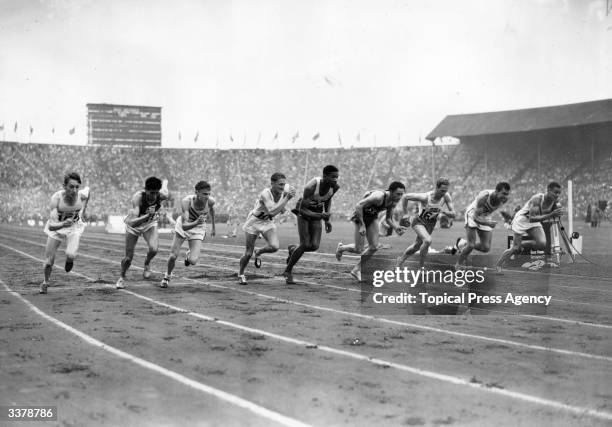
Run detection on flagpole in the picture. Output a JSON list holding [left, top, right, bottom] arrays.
[[303, 150, 309, 187]]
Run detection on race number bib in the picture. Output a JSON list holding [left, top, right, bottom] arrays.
[[419, 207, 440, 222]]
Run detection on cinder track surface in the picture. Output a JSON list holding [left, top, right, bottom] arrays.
[[1, 223, 610, 426]]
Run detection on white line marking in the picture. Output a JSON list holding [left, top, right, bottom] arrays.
[[50, 231, 612, 293], [44, 234, 612, 307], [2, 237, 612, 367], [8, 227, 612, 295], [3, 255, 612, 422], [0, 278, 311, 427], [63, 236, 612, 326]]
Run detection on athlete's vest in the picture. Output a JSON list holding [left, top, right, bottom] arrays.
[[467, 190, 498, 216], [361, 190, 388, 218], [187, 195, 213, 222], [296, 177, 335, 214], [138, 191, 162, 216], [55, 190, 83, 222], [516, 193, 556, 222], [250, 188, 281, 221], [416, 191, 446, 224]]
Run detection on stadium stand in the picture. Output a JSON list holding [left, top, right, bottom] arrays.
[[1, 140, 610, 225]]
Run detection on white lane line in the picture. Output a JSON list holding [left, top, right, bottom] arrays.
[[6, 226, 612, 286], [0, 278, 311, 427], [3, 253, 612, 422], [65, 238, 362, 294], [55, 236, 612, 327], [43, 234, 612, 307], [2, 239, 612, 363], [44, 231, 612, 295], [8, 228, 612, 295]]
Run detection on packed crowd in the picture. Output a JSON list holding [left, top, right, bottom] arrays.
[[1, 140, 610, 224]]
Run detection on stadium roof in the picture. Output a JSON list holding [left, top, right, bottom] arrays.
[[426, 98, 612, 141]]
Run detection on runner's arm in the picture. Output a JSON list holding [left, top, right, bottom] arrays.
[[441, 194, 456, 218], [262, 189, 295, 216], [472, 195, 497, 227]]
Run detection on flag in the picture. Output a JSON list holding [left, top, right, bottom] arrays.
[[338, 133, 342, 145], [229, 133, 234, 142], [14, 122, 18, 133], [0, 123, 4, 131], [273, 131, 278, 140], [312, 132, 320, 141], [291, 131, 299, 143], [178, 131, 182, 141], [194, 131, 199, 142], [29, 125, 34, 135], [69, 127, 75, 135], [52, 126, 55, 134]]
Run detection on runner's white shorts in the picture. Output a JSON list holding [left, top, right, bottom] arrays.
[[44, 220, 85, 242], [465, 208, 493, 232], [174, 216, 206, 241], [125, 219, 158, 236], [243, 215, 276, 236], [511, 215, 543, 237]]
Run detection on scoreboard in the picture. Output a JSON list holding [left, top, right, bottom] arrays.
[[86, 103, 162, 146]]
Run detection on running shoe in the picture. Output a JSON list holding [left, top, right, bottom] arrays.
[[143, 264, 152, 279], [335, 242, 343, 261], [160, 276, 169, 288], [283, 271, 295, 285]]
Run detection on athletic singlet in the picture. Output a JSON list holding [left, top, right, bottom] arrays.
[[466, 190, 499, 216], [516, 193, 557, 221], [250, 188, 282, 221], [361, 190, 388, 218], [296, 177, 335, 214], [415, 191, 446, 225], [186, 195, 214, 222], [53, 190, 84, 222], [138, 191, 162, 216]]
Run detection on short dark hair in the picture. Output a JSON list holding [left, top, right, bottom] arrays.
[[388, 181, 405, 192], [436, 177, 450, 188], [323, 165, 339, 175], [547, 181, 561, 191], [145, 176, 162, 191], [63, 172, 81, 186], [495, 182, 511, 192], [271, 172, 286, 182], [195, 181, 211, 191]]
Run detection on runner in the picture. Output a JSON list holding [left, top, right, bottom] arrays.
[[455, 182, 511, 269], [495, 182, 564, 272], [116, 176, 169, 289], [283, 165, 340, 284], [41, 172, 90, 294], [335, 182, 406, 281], [161, 181, 216, 288], [237, 173, 296, 285], [396, 178, 456, 268]]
